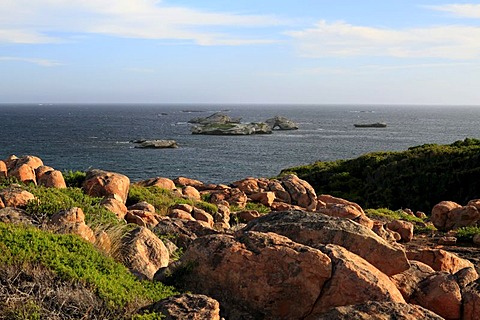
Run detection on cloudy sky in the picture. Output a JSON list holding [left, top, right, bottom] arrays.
[[1, 0, 480, 104]]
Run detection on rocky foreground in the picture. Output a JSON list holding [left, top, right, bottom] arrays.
[[1, 155, 480, 319]]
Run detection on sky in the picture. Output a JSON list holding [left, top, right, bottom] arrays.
[[1, 0, 480, 105]]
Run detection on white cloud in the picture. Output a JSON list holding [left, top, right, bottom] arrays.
[[427, 4, 480, 18], [287, 20, 480, 60], [0, 56, 63, 67], [0, 0, 284, 45]]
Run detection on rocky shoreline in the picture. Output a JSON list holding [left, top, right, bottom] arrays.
[[1, 154, 480, 319]]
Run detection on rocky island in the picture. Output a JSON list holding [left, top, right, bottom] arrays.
[[190, 112, 299, 135], [1, 140, 480, 319]]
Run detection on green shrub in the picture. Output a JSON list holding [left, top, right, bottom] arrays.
[[244, 202, 271, 214], [24, 185, 119, 226], [456, 226, 480, 242], [365, 208, 425, 224], [0, 223, 177, 312], [62, 170, 87, 188], [127, 185, 217, 215], [282, 138, 480, 212]]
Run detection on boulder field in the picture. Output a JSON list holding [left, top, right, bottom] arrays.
[[1, 154, 480, 319]]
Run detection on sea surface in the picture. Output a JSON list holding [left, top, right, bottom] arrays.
[[1, 104, 479, 184]]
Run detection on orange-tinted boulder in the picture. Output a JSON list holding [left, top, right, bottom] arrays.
[[82, 169, 130, 203], [137, 177, 176, 190], [49, 207, 96, 243], [37, 170, 67, 188], [0, 186, 35, 208], [280, 174, 317, 210], [120, 226, 169, 280], [431, 201, 461, 230], [411, 272, 462, 320], [174, 231, 332, 319], [406, 248, 474, 274]]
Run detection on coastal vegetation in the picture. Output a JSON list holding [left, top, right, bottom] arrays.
[[0, 222, 176, 319], [281, 138, 480, 212]]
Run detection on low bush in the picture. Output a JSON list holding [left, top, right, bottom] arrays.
[[282, 138, 480, 212], [127, 185, 217, 215], [456, 226, 480, 242], [24, 185, 119, 226], [0, 222, 177, 318]]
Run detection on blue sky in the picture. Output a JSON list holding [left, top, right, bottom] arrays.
[[1, 0, 480, 104]]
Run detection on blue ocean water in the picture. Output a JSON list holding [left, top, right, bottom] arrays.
[[1, 104, 479, 183]]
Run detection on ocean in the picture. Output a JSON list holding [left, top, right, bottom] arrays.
[[1, 104, 479, 184]]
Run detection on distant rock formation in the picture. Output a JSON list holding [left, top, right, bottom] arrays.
[[131, 139, 178, 149], [191, 122, 272, 135], [265, 116, 299, 130], [189, 113, 299, 135], [188, 112, 241, 125]]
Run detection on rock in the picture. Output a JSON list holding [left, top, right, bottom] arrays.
[[142, 293, 221, 320], [391, 261, 436, 301], [438, 236, 457, 245], [153, 217, 219, 250], [280, 174, 317, 210], [169, 209, 195, 221], [35, 165, 54, 180], [82, 169, 130, 204], [406, 248, 474, 273], [120, 226, 169, 280], [15, 155, 44, 170], [416, 211, 427, 219], [100, 197, 128, 219], [4, 155, 18, 170], [188, 112, 241, 125], [372, 221, 401, 242], [318, 203, 363, 220], [210, 188, 247, 208], [386, 220, 414, 242], [174, 231, 332, 319], [455, 266, 479, 288], [128, 201, 156, 213], [243, 211, 410, 276], [192, 208, 214, 228], [318, 194, 365, 214], [411, 272, 461, 319], [173, 176, 204, 188], [265, 116, 298, 130], [133, 139, 178, 148], [49, 207, 96, 243], [249, 191, 275, 207], [170, 203, 193, 213], [473, 233, 480, 245], [126, 210, 159, 227], [0, 197, 4, 209], [136, 177, 176, 190], [192, 122, 272, 135], [0, 160, 7, 179], [267, 180, 292, 203], [37, 170, 67, 188], [463, 281, 480, 320], [0, 186, 35, 208], [237, 210, 261, 222], [214, 204, 230, 225], [9, 163, 36, 184], [431, 201, 461, 231], [445, 205, 480, 230], [310, 244, 405, 315], [232, 178, 263, 194], [182, 186, 201, 201], [0, 207, 34, 225], [314, 301, 445, 320]]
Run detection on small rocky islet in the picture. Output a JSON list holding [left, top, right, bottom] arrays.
[[1, 154, 480, 319]]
